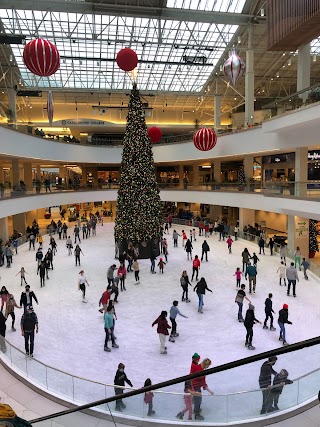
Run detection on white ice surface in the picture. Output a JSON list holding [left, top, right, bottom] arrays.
[[2, 223, 320, 396]]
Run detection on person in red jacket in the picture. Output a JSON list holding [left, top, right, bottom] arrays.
[[226, 236, 234, 254], [190, 356, 214, 420], [191, 255, 201, 281], [152, 310, 172, 354], [98, 288, 110, 313]]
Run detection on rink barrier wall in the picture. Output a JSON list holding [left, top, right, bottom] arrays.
[[2, 101, 320, 163], [1, 335, 320, 426]]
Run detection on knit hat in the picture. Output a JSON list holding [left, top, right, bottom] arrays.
[[249, 304, 255, 310], [283, 304, 288, 309], [192, 353, 200, 360]]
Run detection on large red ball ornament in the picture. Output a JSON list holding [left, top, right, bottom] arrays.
[[193, 128, 217, 151], [148, 126, 162, 143], [23, 39, 60, 77], [116, 48, 138, 72]]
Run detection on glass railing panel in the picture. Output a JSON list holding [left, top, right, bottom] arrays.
[[26, 357, 47, 387], [9, 343, 27, 374], [46, 366, 74, 400], [73, 377, 107, 404], [298, 368, 320, 404]]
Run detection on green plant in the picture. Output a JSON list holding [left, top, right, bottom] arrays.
[[309, 219, 319, 253]]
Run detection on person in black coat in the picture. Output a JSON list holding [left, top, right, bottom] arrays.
[[185, 239, 193, 260], [244, 304, 261, 350], [278, 304, 292, 346], [20, 285, 38, 312], [268, 238, 274, 256], [193, 278, 212, 313], [259, 356, 278, 414], [114, 363, 133, 411], [270, 369, 293, 411], [258, 237, 265, 254], [0, 310, 6, 351], [37, 261, 46, 288], [201, 240, 210, 262], [263, 293, 276, 331]]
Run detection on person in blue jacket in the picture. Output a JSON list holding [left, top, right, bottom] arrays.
[[104, 305, 118, 352], [245, 262, 257, 294]]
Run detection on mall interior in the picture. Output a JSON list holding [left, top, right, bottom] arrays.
[[1, 1, 320, 426]]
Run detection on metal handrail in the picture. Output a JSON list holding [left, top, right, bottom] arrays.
[[29, 335, 320, 423]]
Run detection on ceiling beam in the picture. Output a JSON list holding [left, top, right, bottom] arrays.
[[0, 0, 266, 26]]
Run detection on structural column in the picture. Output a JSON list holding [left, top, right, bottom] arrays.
[[295, 147, 308, 197], [245, 26, 255, 127], [239, 208, 255, 231], [23, 162, 33, 191], [7, 88, 17, 129], [179, 164, 184, 189], [297, 43, 311, 102], [0, 217, 9, 242], [12, 213, 26, 234], [210, 205, 222, 221], [287, 215, 309, 258], [193, 163, 199, 187], [36, 165, 42, 181], [11, 159, 20, 188], [81, 166, 87, 186], [213, 159, 221, 183], [0, 165, 4, 184]]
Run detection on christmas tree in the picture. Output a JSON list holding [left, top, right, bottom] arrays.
[[238, 166, 246, 187], [309, 219, 319, 253], [114, 84, 163, 257]]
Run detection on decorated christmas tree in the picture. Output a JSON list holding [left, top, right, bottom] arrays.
[[114, 84, 163, 258], [309, 219, 319, 254], [238, 166, 246, 187]]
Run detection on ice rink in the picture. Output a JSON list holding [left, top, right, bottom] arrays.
[[2, 222, 319, 394]]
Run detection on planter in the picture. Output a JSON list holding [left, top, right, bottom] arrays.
[[238, 186, 246, 192], [309, 251, 316, 259], [44, 213, 51, 219]]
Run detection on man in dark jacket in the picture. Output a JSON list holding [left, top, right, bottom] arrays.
[[114, 363, 133, 411], [263, 293, 276, 331], [258, 236, 265, 254], [37, 260, 47, 287], [278, 304, 292, 346], [244, 304, 261, 350], [21, 306, 38, 357], [270, 369, 293, 410], [201, 240, 210, 262], [20, 285, 38, 313], [245, 262, 257, 294], [259, 356, 278, 414], [0, 310, 6, 352], [194, 278, 212, 313]]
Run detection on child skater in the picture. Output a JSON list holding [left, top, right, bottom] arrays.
[[234, 267, 243, 288], [16, 267, 28, 286], [144, 378, 155, 416], [226, 236, 234, 254], [192, 229, 197, 242], [182, 230, 187, 247], [250, 252, 260, 270], [176, 380, 198, 420], [157, 258, 166, 273], [132, 259, 140, 284]]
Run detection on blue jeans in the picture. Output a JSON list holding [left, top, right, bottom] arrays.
[[237, 302, 243, 320], [278, 322, 285, 342], [197, 293, 203, 310], [150, 259, 155, 272]]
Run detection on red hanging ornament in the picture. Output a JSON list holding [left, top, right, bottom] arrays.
[[116, 48, 138, 72], [23, 38, 60, 77], [148, 126, 162, 143], [193, 128, 217, 151]]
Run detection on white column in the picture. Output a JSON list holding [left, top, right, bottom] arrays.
[[239, 208, 255, 231], [36, 165, 42, 181], [287, 215, 309, 258], [297, 43, 311, 102], [12, 213, 26, 234], [179, 164, 184, 188], [193, 164, 199, 187], [243, 155, 254, 181], [245, 26, 254, 128], [295, 147, 308, 196], [0, 217, 9, 242], [210, 205, 222, 221]]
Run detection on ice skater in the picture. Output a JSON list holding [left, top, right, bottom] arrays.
[[78, 270, 89, 303], [5, 294, 21, 331], [152, 310, 172, 353], [241, 248, 251, 272], [201, 240, 210, 262], [190, 357, 214, 420], [132, 259, 140, 284], [193, 277, 212, 313], [294, 246, 301, 270], [270, 369, 293, 411], [182, 230, 187, 247], [280, 242, 287, 265], [66, 236, 73, 255], [180, 270, 191, 302], [286, 262, 299, 297], [114, 363, 132, 411], [278, 303, 292, 346], [234, 267, 243, 288], [226, 236, 233, 254], [235, 284, 251, 322], [169, 300, 188, 339], [301, 257, 309, 280], [118, 262, 127, 290], [144, 378, 155, 416], [277, 261, 286, 286], [16, 267, 28, 286], [263, 293, 276, 331], [259, 356, 278, 414], [176, 380, 195, 420], [172, 230, 180, 247], [104, 305, 119, 351], [37, 260, 46, 288], [20, 305, 38, 357], [191, 255, 200, 281], [245, 262, 257, 294], [1, 286, 9, 313], [74, 245, 83, 266], [244, 304, 261, 350], [185, 239, 193, 260], [157, 258, 166, 273], [20, 285, 38, 313], [250, 252, 260, 270]]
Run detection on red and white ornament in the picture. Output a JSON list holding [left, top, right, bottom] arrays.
[[193, 128, 217, 151], [148, 126, 162, 143], [23, 38, 60, 77], [47, 91, 54, 126], [223, 49, 245, 86], [116, 48, 138, 72]]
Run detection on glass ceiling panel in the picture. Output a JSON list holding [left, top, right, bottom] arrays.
[[0, 8, 241, 92]]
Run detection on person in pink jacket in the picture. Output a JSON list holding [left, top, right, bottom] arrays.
[[117, 263, 127, 291], [226, 236, 234, 254]]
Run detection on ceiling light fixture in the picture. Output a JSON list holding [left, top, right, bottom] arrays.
[[313, 54, 317, 62], [238, 36, 241, 43], [261, 8, 265, 16], [288, 58, 291, 66]]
